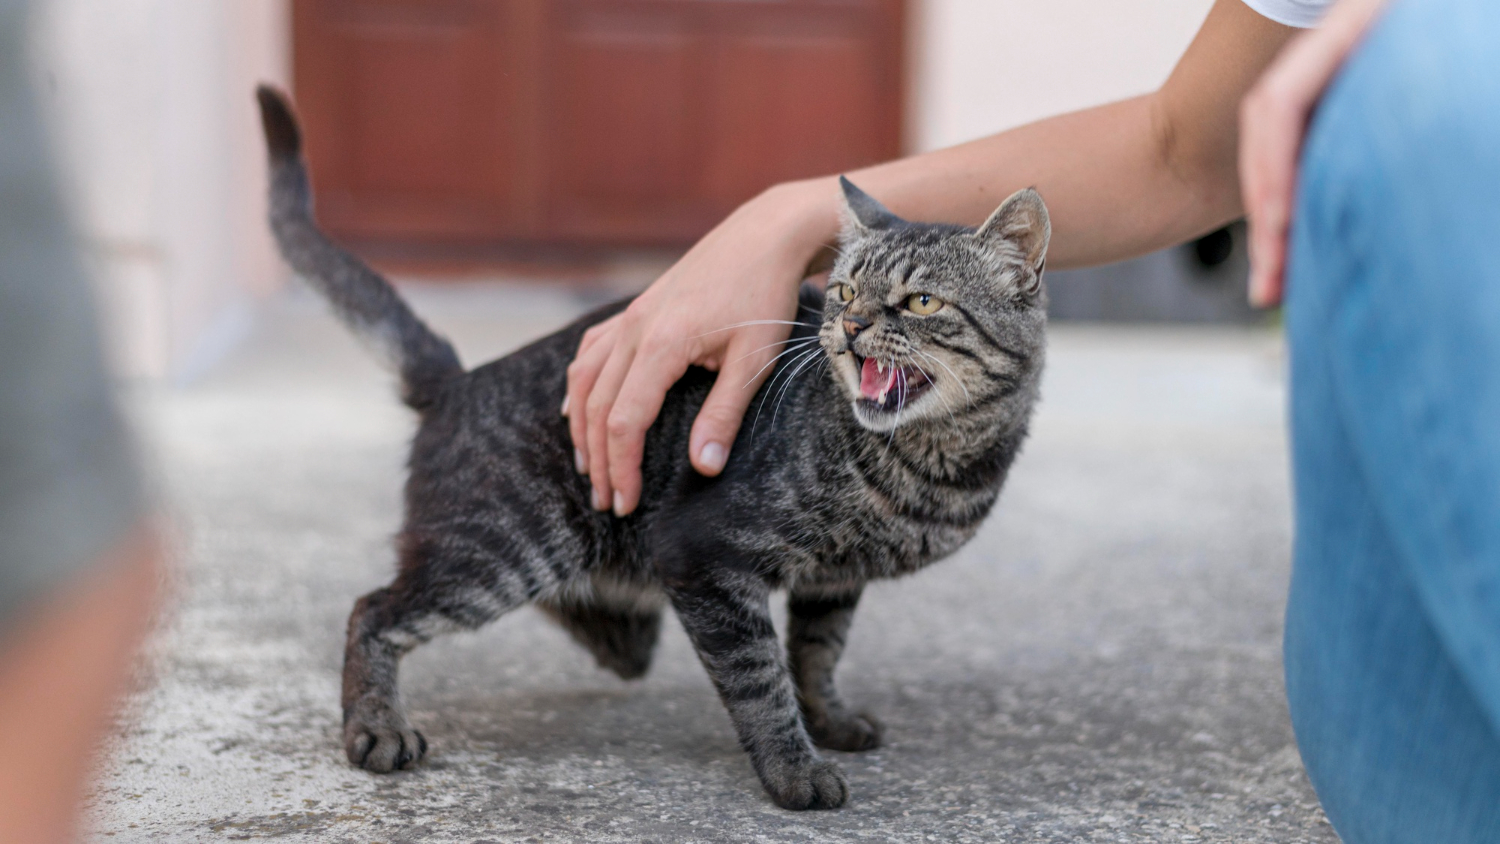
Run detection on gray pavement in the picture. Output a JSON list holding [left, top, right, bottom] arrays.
[[90, 282, 1335, 843]]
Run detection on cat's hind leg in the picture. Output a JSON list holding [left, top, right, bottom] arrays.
[[788, 587, 882, 752], [341, 536, 560, 773]]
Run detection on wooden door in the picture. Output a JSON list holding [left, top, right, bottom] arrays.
[[293, 0, 904, 249]]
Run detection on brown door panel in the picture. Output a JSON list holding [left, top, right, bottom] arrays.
[[293, 0, 904, 249], [701, 3, 899, 209], [543, 1, 709, 242], [294, 0, 532, 242]]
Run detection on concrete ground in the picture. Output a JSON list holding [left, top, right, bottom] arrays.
[[90, 282, 1335, 843]]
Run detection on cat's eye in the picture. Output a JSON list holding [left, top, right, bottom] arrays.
[[833, 283, 856, 303], [906, 292, 944, 315]]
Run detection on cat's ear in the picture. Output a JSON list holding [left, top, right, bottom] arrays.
[[976, 188, 1050, 298], [839, 176, 903, 234]]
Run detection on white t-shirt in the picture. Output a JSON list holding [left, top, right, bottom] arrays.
[[1241, 0, 1335, 28]]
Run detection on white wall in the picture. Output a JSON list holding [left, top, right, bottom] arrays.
[[25, 0, 1214, 382], [30, 0, 290, 382], [909, 0, 1215, 151]]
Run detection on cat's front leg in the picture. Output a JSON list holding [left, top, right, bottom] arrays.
[[788, 587, 883, 752], [666, 568, 849, 810]]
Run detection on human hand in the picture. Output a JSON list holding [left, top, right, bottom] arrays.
[[1240, 0, 1389, 308], [565, 178, 840, 516]]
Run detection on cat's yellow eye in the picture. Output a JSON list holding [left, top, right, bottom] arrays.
[[833, 283, 856, 303], [906, 292, 944, 315]]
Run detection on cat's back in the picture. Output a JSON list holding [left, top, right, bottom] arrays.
[[399, 299, 715, 566], [401, 303, 617, 533]]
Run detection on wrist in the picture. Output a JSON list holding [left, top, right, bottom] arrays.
[[755, 177, 844, 254]]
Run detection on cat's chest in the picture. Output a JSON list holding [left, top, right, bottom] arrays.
[[788, 483, 996, 582], [743, 419, 1018, 585], [853, 510, 978, 577]]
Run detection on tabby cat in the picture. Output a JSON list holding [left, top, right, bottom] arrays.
[[256, 85, 1048, 810]]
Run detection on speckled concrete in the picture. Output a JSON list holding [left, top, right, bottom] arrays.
[[91, 282, 1335, 843]]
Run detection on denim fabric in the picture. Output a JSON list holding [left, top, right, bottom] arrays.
[[1284, 0, 1500, 841]]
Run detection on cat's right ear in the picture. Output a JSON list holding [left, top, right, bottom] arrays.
[[976, 188, 1050, 299], [839, 176, 902, 235]]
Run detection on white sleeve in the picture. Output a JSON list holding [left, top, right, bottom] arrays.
[[1240, 0, 1336, 28]]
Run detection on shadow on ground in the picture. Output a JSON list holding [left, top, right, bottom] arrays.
[[91, 282, 1333, 843]]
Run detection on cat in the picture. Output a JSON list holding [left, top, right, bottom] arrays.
[[255, 85, 1049, 810]]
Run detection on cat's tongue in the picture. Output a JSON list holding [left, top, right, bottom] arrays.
[[859, 357, 899, 402]]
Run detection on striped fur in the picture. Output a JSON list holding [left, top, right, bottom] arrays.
[[256, 88, 1047, 810]]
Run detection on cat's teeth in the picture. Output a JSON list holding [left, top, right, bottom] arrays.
[[876, 360, 886, 373]]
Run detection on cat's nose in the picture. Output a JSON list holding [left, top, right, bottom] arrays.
[[842, 314, 871, 342]]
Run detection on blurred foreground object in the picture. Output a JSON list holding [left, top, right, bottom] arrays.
[[0, 0, 161, 839]]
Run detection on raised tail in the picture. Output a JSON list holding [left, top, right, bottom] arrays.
[[255, 85, 462, 410]]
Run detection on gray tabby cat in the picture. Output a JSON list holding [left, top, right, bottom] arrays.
[[256, 86, 1048, 810]]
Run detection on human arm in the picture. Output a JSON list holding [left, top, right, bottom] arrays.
[[1240, 0, 1390, 307], [569, 0, 1298, 516], [0, 529, 163, 844]]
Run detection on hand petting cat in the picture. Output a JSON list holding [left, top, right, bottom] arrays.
[[562, 178, 841, 518]]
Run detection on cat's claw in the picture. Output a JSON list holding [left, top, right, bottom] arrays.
[[344, 702, 427, 773], [809, 711, 883, 752], [762, 759, 850, 810]]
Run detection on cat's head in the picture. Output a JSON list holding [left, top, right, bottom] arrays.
[[819, 177, 1050, 434]]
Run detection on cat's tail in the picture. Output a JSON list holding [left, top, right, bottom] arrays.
[[255, 85, 462, 411]]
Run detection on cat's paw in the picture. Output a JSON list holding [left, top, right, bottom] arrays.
[[343, 700, 427, 773], [761, 759, 850, 810], [809, 711, 884, 752]]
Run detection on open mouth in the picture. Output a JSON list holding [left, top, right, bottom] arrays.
[[855, 355, 933, 414]]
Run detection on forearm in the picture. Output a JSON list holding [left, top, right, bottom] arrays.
[[775, 0, 1293, 271], [850, 95, 1233, 269]]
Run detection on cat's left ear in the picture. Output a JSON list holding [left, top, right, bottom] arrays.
[[839, 176, 903, 233], [976, 188, 1050, 298]]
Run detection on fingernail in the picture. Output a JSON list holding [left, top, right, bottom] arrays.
[[592, 486, 608, 511], [699, 442, 727, 474], [574, 448, 587, 474], [612, 491, 627, 517], [560, 395, 570, 417]]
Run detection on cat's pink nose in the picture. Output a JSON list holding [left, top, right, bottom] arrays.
[[842, 314, 871, 342]]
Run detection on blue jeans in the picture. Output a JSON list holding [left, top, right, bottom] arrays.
[[1285, 0, 1500, 841]]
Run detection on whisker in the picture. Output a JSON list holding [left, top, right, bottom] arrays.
[[692, 319, 819, 339], [750, 345, 824, 440], [914, 349, 972, 408], [733, 334, 820, 364], [768, 344, 826, 428], [758, 343, 823, 422], [741, 337, 822, 389], [888, 357, 907, 446], [770, 345, 826, 429], [878, 357, 899, 454], [910, 360, 957, 425]]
